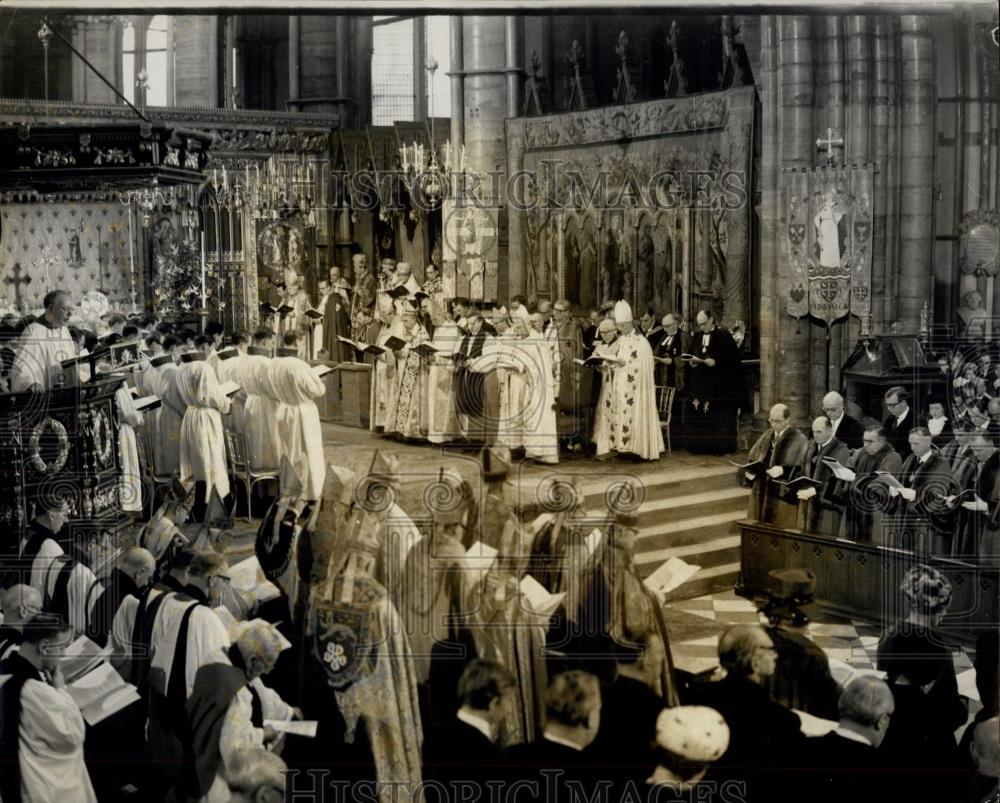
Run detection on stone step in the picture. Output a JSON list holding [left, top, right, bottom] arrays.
[[635, 509, 745, 554], [636, 534, 741, 571], [632, 487, 749, 526], [580, 465, 738, 507], [662, 562, 741, 602]]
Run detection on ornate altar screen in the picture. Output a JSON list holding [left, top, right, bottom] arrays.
[[505, 86, 755, 327]]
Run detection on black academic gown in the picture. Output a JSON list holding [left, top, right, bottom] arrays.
[[954, 451, 1000, 562], [686, 326, 744, 454], [888, 451, 958, 555], [831, 413, 865, 451], [883, 409, 916, 461], [322, 291, 352, 362], [455, 329, 489, 418]]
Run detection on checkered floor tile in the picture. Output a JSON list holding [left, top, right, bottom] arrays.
[[668, 589, 980, 690]]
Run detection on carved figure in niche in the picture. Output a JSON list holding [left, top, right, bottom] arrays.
[[708, 211, 729, 298], [604, 215, 630, 303], [813, 188, 847, 269], [958, 290, 988, 339], [658, 235, 674, 309], [565, 230, 581, 306], [65, 222, 85, 268]]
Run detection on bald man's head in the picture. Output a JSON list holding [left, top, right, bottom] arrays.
[[120, 547, 156, 589], [768, 404, 791, 433], [0, 584, 42, 630], [822, 391, 845, 419]]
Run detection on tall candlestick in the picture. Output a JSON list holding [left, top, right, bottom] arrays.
[[200, 230, 207, 309], [126, 206, 137, 310]]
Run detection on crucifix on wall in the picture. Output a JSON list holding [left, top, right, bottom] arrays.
[[4, 262, 32, 311], [816, 128, 845, 167]]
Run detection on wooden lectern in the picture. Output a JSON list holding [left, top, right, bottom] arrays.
[[338, 363, 372, 429], [0, 377, 129, 553]]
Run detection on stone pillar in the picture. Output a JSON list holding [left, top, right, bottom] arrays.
[[777, 15, 814, 418], [463, 16, 509, 190], [758, 15, 781, 415], [174, 15, 219, 107], [297, 16, 339, 115], [352, 17, 373, 127], [896, 16, 935, 334], [288, 16, 300, 107], [449, 17, 465, 151], [505, 16, 523, 118], [812, 16, 844, 399], [74, 18, 121, 104], [870, 18, 892, 331]]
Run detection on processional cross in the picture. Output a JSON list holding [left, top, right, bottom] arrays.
[[816, 128, 844, 166], [4, 262, 32, 311]]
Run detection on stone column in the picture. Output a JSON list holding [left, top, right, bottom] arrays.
[[758, 15, 781, 414], [449, 17, 465, 154], [174, 15, 219, 107], [288, 15, 300, 108], [297, 16, 339, 116], [463, 16, 509, 188], [896, 16, 935, 334], [777, 15, 814, 418], [352, 17, 373, 127], [505, 16, 523, 118], [812, 16, 844, 399], [870, 18, 892, 331], [74, 18, 121, 104]]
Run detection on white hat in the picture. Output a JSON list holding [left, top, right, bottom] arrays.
[[654, 706, 730, 763], [613, 300, 633, 324]]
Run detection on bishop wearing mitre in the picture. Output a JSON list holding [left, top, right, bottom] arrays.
[[593, 301, 665, 461]]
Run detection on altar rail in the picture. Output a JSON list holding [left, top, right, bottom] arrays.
[[739, 521, 999, 647]]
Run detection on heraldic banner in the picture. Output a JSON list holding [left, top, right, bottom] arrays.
[[781, 164, 874, 325]]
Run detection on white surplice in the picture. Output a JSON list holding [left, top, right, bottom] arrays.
[[10, 320, 77, 391], [115, 383, 144, 512], [232, 353, 281, 471], [177, 360, 232, 500], [471, 332, 526, 450], [156, 363, 186, 477], [426, 322, 462, 444], [269, 354, 326, 499], [518, 335, 559, 464], [42, 558, 99, 636], [14, 679, 98, 803], [371, 318, 403, 431], [149, 594, 231, 698]]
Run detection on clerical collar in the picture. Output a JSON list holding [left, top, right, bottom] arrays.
[[34, 314, 64, 331], [276, 347, 298, 357], [456, 708, 494, 742], [149, 354, 173, 368], [833, 726, 873, 747], [543, 729, 587, 752], [180, 352, 206, 363], [248, 346, 272, 357]]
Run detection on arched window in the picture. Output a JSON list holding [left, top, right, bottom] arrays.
[[121, 15, 173, 106]]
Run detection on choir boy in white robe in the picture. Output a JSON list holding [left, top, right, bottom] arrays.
[[594, 301, 665, 461], [233, 328, 282, 478], [216, 333, 251, 437], [177, 335, 233, 523], [154, 338, 186, 478], [523, 313, 560, 464], [0, 614, 98, 803], [10, 289, 77, 392], [114, 378, 144, 514], [270, 331, 326, 532]]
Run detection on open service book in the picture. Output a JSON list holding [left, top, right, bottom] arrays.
[[61, 636, 141, 726]]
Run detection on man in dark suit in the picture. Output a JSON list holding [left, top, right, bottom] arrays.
[[883, 385, 916, 461], [693, 625, 803, 803], [801, 676, 895, 803], [795, 416, 851, 536], [821, 390, 864, 451], [652, 313, 690, 448], [423, 659, 513, 801], [886, 427, 958, 555], [504, 671, 603, 796], [740, 404, 808, 528], [685, 309, 744, 454]]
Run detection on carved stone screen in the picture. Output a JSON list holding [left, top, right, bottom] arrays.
[[505, 86, 754, 327]]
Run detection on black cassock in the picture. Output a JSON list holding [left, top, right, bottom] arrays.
[[322, 291, 352, 362], [686, 326, 745, 454], [455, 330, 489, 418]]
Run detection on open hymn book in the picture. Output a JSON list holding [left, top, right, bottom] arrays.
[[61, 635, 141, 726]]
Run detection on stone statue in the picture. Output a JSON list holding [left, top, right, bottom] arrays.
[[958, 289, 988, 339]]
